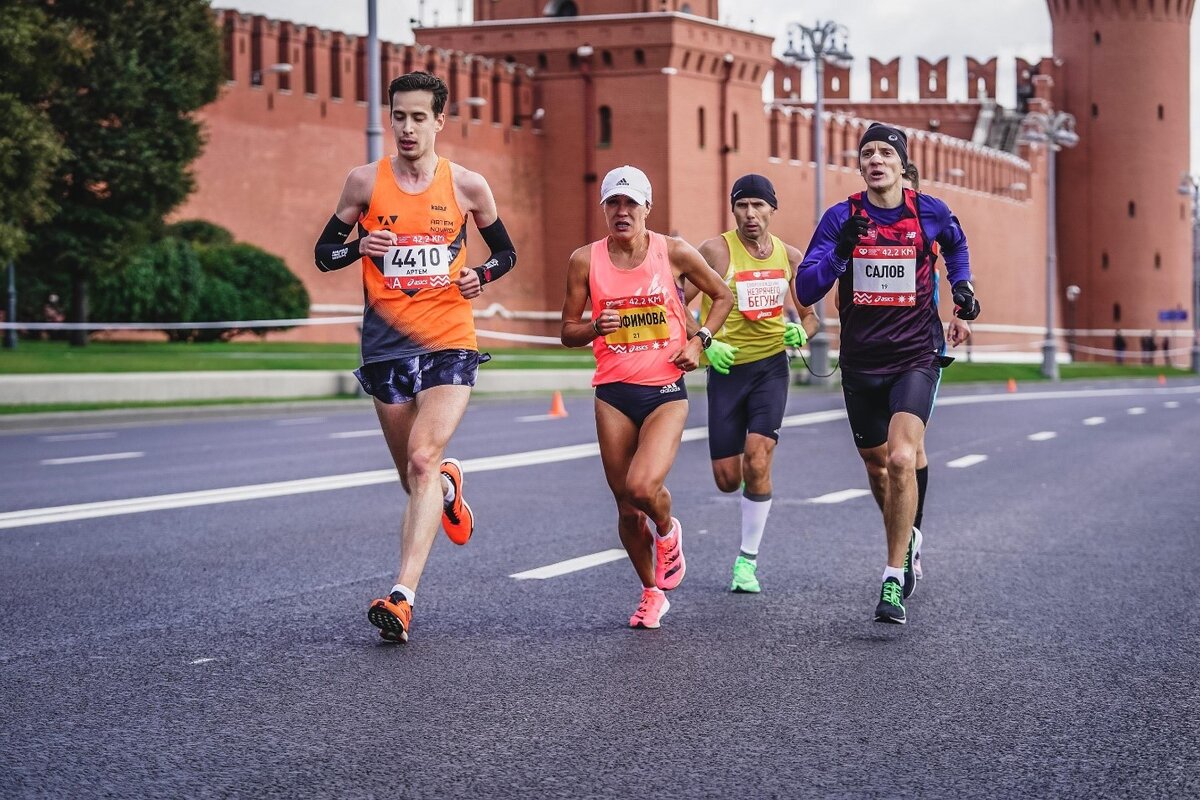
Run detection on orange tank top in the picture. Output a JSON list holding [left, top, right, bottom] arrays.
[[589, 232, 687, 387], [358, 157, 476, 363]]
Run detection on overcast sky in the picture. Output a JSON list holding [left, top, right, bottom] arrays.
[[214, 0, 1198, 170]]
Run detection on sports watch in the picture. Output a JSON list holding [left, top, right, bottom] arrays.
[[693, 326, 713, 349]]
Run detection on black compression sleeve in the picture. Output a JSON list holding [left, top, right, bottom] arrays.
[[314, 215, 360, 272], [472, 217, 517, 285]]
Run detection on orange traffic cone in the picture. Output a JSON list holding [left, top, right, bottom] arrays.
[[1158, 373, 1167, 385], [1007, 378, 1018, 393], [549, 390, 568, 418]]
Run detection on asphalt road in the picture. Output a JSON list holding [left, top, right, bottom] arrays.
[[2, 380, 1199, 799]]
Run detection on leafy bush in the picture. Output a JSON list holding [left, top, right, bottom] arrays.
[[190, 243, 310, 341], [91, 238, 204, 333], [165, 219, 235, 246]]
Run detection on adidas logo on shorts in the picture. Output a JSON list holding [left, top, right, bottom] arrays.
[[660, 383, 681, 394]]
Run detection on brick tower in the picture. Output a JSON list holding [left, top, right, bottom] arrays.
[[1047, 0, 1194, 352]]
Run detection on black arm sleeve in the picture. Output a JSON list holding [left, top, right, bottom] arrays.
[[314, 215, 361, 272], [471, 217, 517, 286]]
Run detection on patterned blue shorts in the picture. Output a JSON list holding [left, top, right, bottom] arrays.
[[354, 349, 482, 404]]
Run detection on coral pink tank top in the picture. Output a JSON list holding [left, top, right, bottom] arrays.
[[589, 232, 688, 387]]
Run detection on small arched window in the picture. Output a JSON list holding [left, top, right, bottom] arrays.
[[698, 106, 706, 149], [598, 105, 612, 148]]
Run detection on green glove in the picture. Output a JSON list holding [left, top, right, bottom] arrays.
[[705, 338, 738, 375], [783, 321, 808, 348]]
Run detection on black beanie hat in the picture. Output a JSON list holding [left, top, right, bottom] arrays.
[[858, 123, 909, 167], [730, 174, 778, 210]]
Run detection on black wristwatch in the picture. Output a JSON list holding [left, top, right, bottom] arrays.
[[693, 326, 713, 349]]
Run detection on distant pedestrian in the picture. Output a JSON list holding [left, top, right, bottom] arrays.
[[1114, 329, 1126, 364], [1141, 334, 1155, 365], [1162, 335, 1171, 367]]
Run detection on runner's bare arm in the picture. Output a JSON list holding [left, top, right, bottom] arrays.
[[785, 242, 820, 339], [668, 237, 733, 369], [561, 247, 607, 348], [315, 165, 391, 271], [684, 236, 730, 305]]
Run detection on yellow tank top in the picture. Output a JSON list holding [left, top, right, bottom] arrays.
[[701, 231, 792, 365]]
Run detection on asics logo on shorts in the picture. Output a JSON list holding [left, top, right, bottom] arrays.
[[660, 383, 681, 394]]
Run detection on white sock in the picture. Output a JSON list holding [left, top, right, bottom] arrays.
[[654, 518, 675, 539], [441, 474, 455, 504], [739, 494, 772, 556], [390, 583, 415, 606], [882, 567, 905, 585], [643, 586, 664, 595]]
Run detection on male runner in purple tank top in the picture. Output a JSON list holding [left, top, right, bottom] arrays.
[[797, 123, 980, 625]]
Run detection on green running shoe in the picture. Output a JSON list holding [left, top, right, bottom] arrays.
[[874, 577, 906, 624], [730, 555, 761, 593]]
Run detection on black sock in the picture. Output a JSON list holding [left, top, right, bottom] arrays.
[[914, 465, 928, 530], [739, 550, 757, 561]]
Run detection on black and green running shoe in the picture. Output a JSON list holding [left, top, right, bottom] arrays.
[[875, 577, 906, 624], [902, 528, 922, 599]]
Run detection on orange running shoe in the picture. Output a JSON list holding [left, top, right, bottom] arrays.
[[440, 457, 474, 545], [654, 517, 686, 591], [629, 587, 670, 629], [368, 592, 412, 642]]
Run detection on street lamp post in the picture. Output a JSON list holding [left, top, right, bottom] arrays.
[[1020, 110, 1079, 381], [1065, 284, 1080, 360], [783, 21, 852, 385], [1178, 174, 1200, 374], [366, 0, 383, 163]]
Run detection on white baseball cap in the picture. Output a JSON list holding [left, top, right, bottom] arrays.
[[600, 165, 652, 206]]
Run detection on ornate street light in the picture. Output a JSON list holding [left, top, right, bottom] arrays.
[[782, 21, 852, 384], [1019, 110, 1079, 381], [1179, 172, 1200, 374]]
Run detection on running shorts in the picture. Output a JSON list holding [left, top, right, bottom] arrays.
[[706, 352, 790, 460], [840, 364, 940, 450], [354, 349, 480, 404], [595, 378, 687, 427]]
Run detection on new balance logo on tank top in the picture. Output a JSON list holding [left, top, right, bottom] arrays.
[[358, 157, 476, 364], [837, 189, 944, 373], [589, 232, 688, 387], [700, 231, 792, 366]]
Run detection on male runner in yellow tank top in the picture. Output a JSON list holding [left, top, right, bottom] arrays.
[[313, 72, 517, 643], [685, 174, 818, 593]]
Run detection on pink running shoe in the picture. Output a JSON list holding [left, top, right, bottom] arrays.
[[654, 517, 686, 591], [629, 588, 670, 629]]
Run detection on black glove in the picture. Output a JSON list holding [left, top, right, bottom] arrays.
[[952, 280, 980, 320], [834, 215, 871, 260]]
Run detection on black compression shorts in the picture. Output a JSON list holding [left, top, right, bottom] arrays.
[[840, 364, 940, 450], [595, 378, 687, 427], [706, 352, 790, 460]]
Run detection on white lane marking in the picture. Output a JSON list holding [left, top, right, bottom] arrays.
[[517, 414, 558, 422], [1027, 431, 1057, 441], [510, 549, 627, 580], [947, 454, 988, 469], [1083, 417, 1106, 426], [329, 430, 381, 439], [808, 488, 871, 504], [273, 417, 325, 426], [1127, 407, 1146, 415], [41, 452, 144, 466], [190, 658, 216, 665], [1164, 401, 1180, 409], [40, 432, 117, 443]]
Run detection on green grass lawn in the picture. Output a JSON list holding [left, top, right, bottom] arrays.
[[0, 340, 595, 373]]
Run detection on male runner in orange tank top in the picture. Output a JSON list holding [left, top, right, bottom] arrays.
[[313, 72, 517, 643]]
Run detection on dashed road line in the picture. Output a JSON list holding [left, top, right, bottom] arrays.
[[947, 454, 988, 469], [510, 549, 627, 579], [1083, 417, 1105, 426], [1027, 431, 1057, 441], [41, 432, 117, 442], [808, 488, 872, 504], [1127, 407, 1147, 415], [41, 452, 144, 466], [329, 430, 381, 439], [273, 417, 326, 426], [1164, 401, 1180, 409]]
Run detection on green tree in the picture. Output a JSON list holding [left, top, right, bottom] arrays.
[[0, 1, 81, 265], [192, 243, 310, 342], [28, 0, 222, 346]]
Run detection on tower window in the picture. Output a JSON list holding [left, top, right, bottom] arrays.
[[1094, 31, 1101, 45], [1158, 104, 1164, 120], [1128, 201, 1136, 218], [1113, 303, 1121, 323], [732, 111, 740, 151], [831, 76, 840, 93], [598, 105, 612, 148], [1155, 252, 1162, 269], [635, 49, 645, 66], [1102, 251, 1109, 270], [537, 53, 548, 70], [1091, 103, 1098, 118], [601, 50, 613, 67], [880, 77, 889, 93], [698, 106, 705, 149]]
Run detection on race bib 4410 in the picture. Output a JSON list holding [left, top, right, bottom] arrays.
[[852, 245, 916, 307], [383, 234, 451, 292]]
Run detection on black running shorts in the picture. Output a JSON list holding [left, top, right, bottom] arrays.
[[595, 378, 687, 427], [706, 352, 790, 460], [840, 364, 940, 450], [354, 349, 480, 404]]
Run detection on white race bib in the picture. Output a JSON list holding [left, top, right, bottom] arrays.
[[383, 234, 451, 292], [734, 269, 788, 321], [851, 245, 917, 307]]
